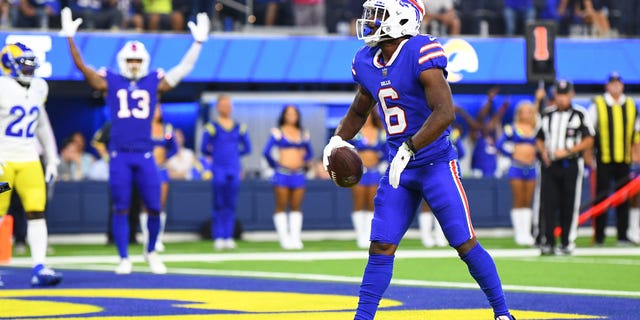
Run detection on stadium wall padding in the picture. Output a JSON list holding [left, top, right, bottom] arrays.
[[1, 32, 640, 84], [44, 178, 592, 234]]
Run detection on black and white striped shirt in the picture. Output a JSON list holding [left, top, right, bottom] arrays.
[[537, 103, 595, 160]]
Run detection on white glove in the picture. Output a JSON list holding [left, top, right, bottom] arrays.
[[322, 135, 355, 171], [45, 163, 58, 184], [389, 142, 414, 189], [59, 7, 83, 37], [188, 13, 210, 43]]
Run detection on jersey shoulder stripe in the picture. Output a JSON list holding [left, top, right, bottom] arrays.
[[412, 36, 445, 65], [406, 34, 448, 73]]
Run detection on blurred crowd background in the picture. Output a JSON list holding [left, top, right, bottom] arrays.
[[2, 0, 640, 37]]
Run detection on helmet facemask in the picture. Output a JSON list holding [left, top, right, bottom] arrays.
[[117, 41, 150, 80], [356, 0, 425, 47]]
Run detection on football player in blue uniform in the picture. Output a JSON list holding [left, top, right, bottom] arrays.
[[61, 7, 209, 274], [201, 94, 252, 250], [322, 0, 515, 319]]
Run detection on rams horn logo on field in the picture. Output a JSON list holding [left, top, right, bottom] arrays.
[[442, 39, 479, 83]]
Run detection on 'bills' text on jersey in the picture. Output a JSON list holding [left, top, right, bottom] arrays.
[[351, 34, 456, 167], [103, 69, 161, 152]]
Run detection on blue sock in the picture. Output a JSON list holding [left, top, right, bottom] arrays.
[[355, 254, 395, 320], [146, 214, 160, 253], [112, 213, 129, 258], [461, 243, 510, 318]]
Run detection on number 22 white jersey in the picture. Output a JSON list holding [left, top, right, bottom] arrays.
[[0, 76, 49, 162]]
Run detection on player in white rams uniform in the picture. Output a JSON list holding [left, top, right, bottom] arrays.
[[323, 0, 515, 319], [0, 43, 62, 287]]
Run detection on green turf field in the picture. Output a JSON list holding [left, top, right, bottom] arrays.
[[11, 235, 640, 297]]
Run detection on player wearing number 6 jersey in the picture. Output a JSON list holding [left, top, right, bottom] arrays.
[[322, 0, 515, 319], [61, 7, 209, 275], [0, 42, 62, 287]]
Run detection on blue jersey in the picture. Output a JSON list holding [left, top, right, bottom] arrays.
[[352, 35, 455, 167], [201, 120, 251, 173], [104, 69, 161, 152]]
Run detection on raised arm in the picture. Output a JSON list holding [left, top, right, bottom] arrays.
[[476, 86, 500, 122], [60, 8, 107, 91], [158, 13, 210, 93]]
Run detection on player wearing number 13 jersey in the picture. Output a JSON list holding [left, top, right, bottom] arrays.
[[322, 0, 514, 319], [61, 7, 210, 275]]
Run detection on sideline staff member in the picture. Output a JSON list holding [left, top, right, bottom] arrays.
[[589, 72, 639, 246], [536, 79, 595, 255]]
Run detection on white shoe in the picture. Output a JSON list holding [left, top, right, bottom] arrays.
[[224, 238, 237, 249], [115, 259, 132, 274], [145, 252, 167, 274], [155, 241, 165, 252], [214, 239, 225, 251], [357, 239, 370, 249], [421, 235, 435, 248], [290, 240, 304, 250]]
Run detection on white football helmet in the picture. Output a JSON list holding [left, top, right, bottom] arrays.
[[356, 0, 425, 47], [117, 40, 150, 80]]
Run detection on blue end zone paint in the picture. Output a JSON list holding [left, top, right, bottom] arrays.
[[0, 267, 637, 319]]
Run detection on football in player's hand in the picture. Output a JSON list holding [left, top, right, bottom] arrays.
[[327, 147, 363, 188]]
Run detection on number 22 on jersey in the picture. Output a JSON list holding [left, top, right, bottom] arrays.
[[5, 105, 40, 138]]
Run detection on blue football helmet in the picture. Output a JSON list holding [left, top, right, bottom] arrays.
[[0, 42, 38, 83]]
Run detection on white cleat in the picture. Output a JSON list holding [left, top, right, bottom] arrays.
[[224, 238, 237, 250], [290, 240, 304, 250], [145, 251, 167, 274], [357, 240, 370, 249], [213, 239, 225, 251], [421, 236, 435, 248], [155, 241, 165, 252], [115, 259, 132, 274]]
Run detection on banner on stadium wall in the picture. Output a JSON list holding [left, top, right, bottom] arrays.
[[1, 31, 639, 84]]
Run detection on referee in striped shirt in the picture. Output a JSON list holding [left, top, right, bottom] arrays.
[[536, 79, 595, 255]]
